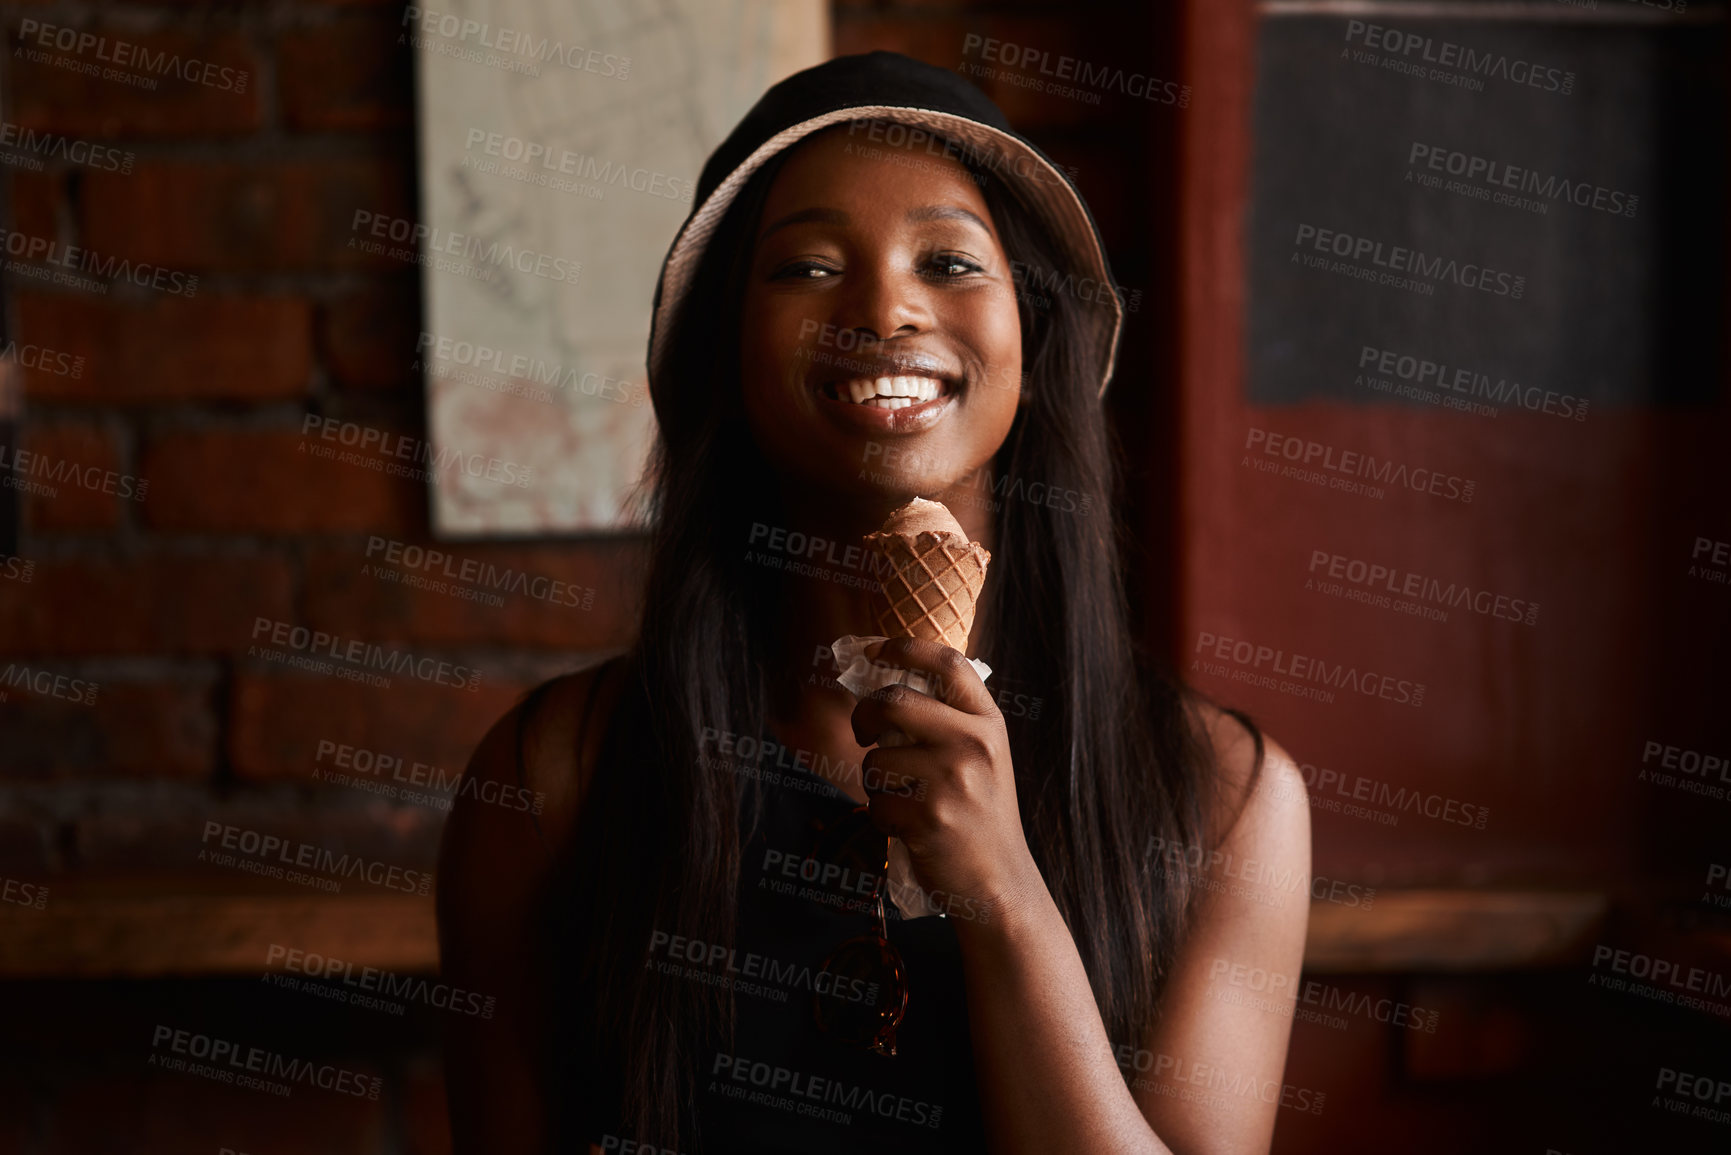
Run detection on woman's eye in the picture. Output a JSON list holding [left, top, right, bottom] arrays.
[[771, 261, 835, 280], [769, 255, 983, 280], [927, 253, 983, 278]]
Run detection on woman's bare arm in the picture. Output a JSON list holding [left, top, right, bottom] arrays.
[[1131, 708, 1313, 1155], [950, 704, 1309, 1155], [854, 640, 1310, 1154], [435, 665, 618, 1155]]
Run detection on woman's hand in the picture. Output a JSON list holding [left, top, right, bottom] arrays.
[[848, 635, 1044, 925]]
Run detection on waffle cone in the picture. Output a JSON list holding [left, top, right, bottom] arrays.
[[864, 523, 991, 653]]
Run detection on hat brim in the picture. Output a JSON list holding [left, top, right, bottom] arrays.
[[647, 106, 1124, 401]]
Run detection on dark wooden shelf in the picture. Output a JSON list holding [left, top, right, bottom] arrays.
[[0, 876, 437, 980], [1303, 888, 1610, 973]]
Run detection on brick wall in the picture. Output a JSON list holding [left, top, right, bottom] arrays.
[[0, 0, 645, 1149], [0, 0, 644, 877]]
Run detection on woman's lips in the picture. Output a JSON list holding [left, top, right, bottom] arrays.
[[814, 374, 958, 434]]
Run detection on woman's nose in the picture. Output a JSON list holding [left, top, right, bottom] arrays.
[[828, 263, 931, 341]]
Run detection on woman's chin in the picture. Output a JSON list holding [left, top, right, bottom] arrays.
[[781, 467, 941, 512], [845, 467, 958, 503]]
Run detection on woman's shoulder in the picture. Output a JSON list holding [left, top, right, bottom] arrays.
[[444, 653, 631, 871], [1180, 691, 1306, 851], [517, 653, 632, 849]]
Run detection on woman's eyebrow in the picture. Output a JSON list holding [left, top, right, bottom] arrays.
[[905, 204, 992, 236], [758, 204, 992, 241], [759, 206, 848, 241]]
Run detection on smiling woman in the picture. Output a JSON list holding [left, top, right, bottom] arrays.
[[740, 126, 1022, 505], [437, 50, 1309, 1155]]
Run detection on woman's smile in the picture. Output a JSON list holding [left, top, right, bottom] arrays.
[[810, 349, 965, 434], [823, 376, 945, 409]]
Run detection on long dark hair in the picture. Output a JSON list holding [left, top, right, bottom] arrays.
[[544, 120, 1263, 1151]]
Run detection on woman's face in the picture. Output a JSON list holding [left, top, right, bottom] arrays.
[[739, 123, 1023, 502]]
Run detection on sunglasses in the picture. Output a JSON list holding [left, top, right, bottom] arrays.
[[802, 802, 910, 1056]]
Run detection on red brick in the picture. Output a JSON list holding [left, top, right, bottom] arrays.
[[9, 170, 61, 239], [320, 280, 420, 391], [138, 429, 423, 535], [279, 19, 413, 132], [65, 809, 208, 876], [16, 293, 312, 404], [80, 159, 413, 273], [42, 1071, 386, 1154], [0, 674, 215, 780], [228, 668, 528, 783], [303, 540, 642, 649], [0, 819, 53, 878], [19, 422, 126, 531], [8, 26, 260, 137], [0, 554, 293, 656], [73, 799, 441, 877]]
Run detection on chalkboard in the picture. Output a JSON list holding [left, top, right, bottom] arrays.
[[1246, 14, 1724, 410]]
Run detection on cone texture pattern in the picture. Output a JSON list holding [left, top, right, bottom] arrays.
[[865, 529, 991, 653]]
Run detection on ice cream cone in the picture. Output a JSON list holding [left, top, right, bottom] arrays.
[[852, 498, 992, 923], [863, 497, 991, 654]]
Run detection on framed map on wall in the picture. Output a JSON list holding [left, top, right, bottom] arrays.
[[413, 0, 829, 536]]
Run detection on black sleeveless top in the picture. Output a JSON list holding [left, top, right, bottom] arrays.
[[678, 738, 991, 1153], [561, 667, 990, 1153]]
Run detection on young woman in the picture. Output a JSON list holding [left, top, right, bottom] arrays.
[[438, 51, 1309, 1155]]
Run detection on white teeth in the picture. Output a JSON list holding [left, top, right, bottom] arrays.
[[833, 376, 943, 405]]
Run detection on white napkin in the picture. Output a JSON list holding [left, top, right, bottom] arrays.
[[829, 635, 992, 701], [828, 635, 992, 920]]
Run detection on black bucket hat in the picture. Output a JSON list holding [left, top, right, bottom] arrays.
[[645, 50, 1125, 400]]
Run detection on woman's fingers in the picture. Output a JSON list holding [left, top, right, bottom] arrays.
[[859, 729, 994, 831], [849, 680, 950, 748], [862, 636, 996, 715], [859, 746, 929, 839]]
